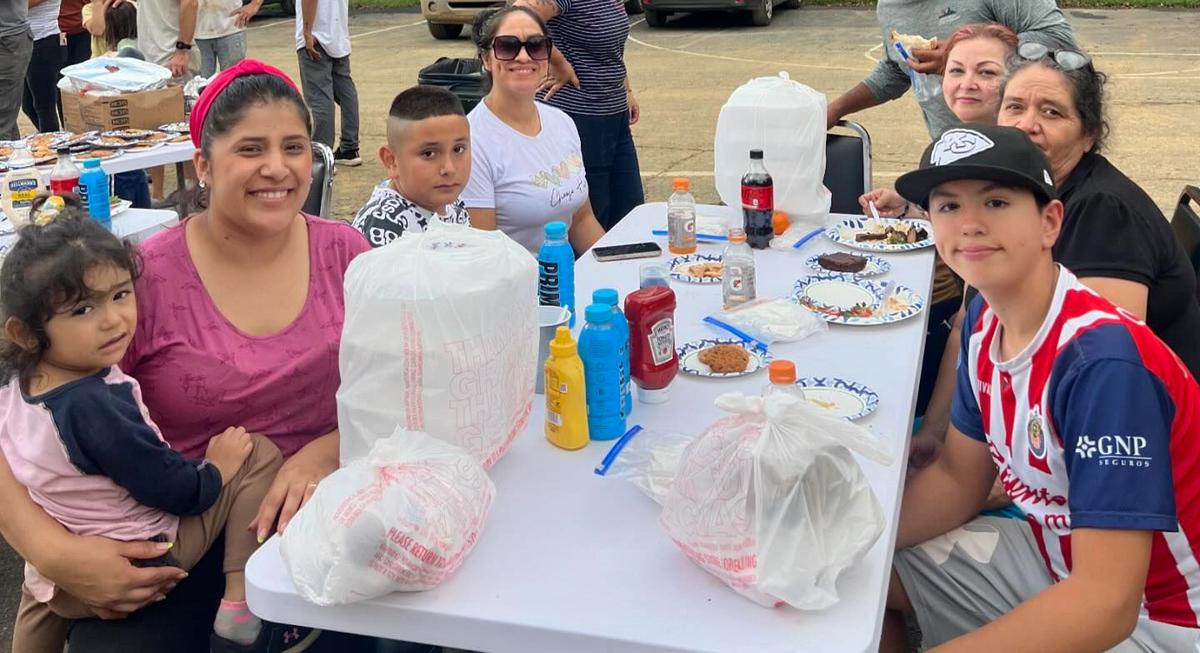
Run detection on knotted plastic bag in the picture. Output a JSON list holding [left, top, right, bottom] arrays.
[[281, 429, 495, 606], [714, 72, 832, 225], [660, 392, 892, 610], [338, 222, 538, 468]]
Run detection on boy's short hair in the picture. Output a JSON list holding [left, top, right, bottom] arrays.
[[388, 85, 466, 123]]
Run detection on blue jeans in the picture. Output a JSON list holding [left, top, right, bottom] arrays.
[[567, 111, 644, 231], [197, 31, 247, 78], [114, 170, 151, 209]]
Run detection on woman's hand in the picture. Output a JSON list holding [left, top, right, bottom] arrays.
[[540, 56, 580, 102], [230, 0, 261, 28], [628, 90, 640, 126], [250, 432, 338, 542], [858, 188, 909, 218], [42, 537, 186, 617]]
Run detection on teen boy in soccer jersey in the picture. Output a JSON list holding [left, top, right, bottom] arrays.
[[882, 124, 1200, 652]]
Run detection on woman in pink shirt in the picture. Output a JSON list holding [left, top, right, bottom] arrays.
[[0, 61, 369, 651]]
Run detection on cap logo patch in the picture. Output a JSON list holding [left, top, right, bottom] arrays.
[[930, 129, 995, 166], [1044, 169, 1053, 185]]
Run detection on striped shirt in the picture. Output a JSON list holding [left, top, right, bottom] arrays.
[[953, 267, 1200, 628], [542, 0, 629, 117]]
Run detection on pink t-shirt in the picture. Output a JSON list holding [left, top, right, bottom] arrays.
[[122, 214, 370, 460]]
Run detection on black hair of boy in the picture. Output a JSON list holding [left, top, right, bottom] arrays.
[[388, 86, 465, 125]]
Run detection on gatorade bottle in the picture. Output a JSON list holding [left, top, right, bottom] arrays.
[[578, 303, 626, 441], [538, 221, 575, 326], [593, 288, 632, 419], [764, 360, 806, 401], [78, 159, 111, 230], [544, 326, 589, 450], [667, 177, 697, 254]]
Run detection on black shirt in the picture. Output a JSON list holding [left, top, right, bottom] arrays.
[[1054, 152, 1200, 377]]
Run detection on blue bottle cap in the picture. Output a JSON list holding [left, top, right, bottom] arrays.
[[584, 303, 613, 324], [544, 221, 567, 239], [593, 288, 618, 306], [82, 159, 101, 168]]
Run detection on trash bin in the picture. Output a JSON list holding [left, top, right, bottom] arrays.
[[417, 58, 484, 114]]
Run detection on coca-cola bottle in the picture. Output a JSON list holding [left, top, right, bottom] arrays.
[[49, 148, 81, 197], [741, 149, 773, 249]]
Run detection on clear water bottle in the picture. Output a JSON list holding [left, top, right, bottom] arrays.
[[764, 360, 806, 401], [578, 303, 626, 441], [667, 177, 697, 255], [593, 288, 632, 419], [722, 226, 756, 310], [538, 221, 575, 326]]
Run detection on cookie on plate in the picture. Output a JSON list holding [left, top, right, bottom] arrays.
[[697, 344, 750, 374]]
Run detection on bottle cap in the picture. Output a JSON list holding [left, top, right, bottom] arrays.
[[728, 227, 747, 244], [592, 288, 618, 307], [749, 149, 764, 160], [672, 177, 690, 191], [584, 303, 612, 324], [55, 146, 70, 155], [768, 360, 797, 385], [548, 326, 577, 357], [544, 221, 567, 239], [82, 159, 101, 169], [637, 383, 670, 404]]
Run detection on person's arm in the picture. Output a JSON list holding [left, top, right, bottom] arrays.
[[1055, 191, 1156, 322], [167, 0, 198, 77], [512, 0, 559, 22], [568, 199, 604, 255], [626, 76, 638, 126], [896, 425, 996, 550], [829, 30, 911, 129], [251, 430, 339, 541], [0, 452, 186, 616], [937, 529, 1149, 652], [83, 0, 107, 37], [1078, 277, 1149, 320], [989, 0, 1077, 50], [230, 0, 262, 28], [467, 207, 497, 231], [300, 0, 320, 61], [908, 306, 964, 469]]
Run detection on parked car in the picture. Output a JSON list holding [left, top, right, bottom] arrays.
[[423, 0, 643, 40], [642, 0, 800, 27]]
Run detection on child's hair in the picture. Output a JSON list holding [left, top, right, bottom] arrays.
[[199, 74, 312, 157], [389, 86, 466, 123], [471, 6, 549, 94], [0, 196, 141, 382], [104, 1, 138, 53]]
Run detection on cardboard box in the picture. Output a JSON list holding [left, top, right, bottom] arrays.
[[60, 85, 185, 133]]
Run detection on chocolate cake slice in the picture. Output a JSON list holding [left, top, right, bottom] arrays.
[[817, 252, 868, 273]]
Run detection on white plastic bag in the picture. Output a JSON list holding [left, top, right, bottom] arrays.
[[714, 73, 832, 224], [705, 298, 827, 345], [338, 222, 539, 468], [661, 392, 892, 610], [281, 429, 495, 606], [594, 426, 693, 505]]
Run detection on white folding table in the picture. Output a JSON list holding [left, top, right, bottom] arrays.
[[245, 203, 935, 653]]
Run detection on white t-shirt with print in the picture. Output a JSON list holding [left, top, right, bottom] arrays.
[[462, 100, 588, 254], [195, 0, 242, 40], [28, 0, 62, 40], [294, 0, 350, 59], [350, 179, 471, 248]]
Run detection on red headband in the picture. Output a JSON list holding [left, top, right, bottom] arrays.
[[188, 59, 302, 149]]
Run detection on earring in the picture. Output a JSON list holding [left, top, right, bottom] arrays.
[[198, 179, 207, 190]]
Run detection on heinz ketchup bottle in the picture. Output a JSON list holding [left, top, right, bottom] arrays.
[[624, 286, 678, 404]]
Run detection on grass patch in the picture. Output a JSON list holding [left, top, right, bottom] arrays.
[[350, 0, 419, 10]]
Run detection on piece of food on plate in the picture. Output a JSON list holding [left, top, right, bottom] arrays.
[[686, 261, 723, 279], [855, 231, 888, 242], [78, 148, 116, 160], [889, 29, 937, 52], [697, 344, 751, 374], [142, 131, 170, 142], [168, 134, 191, 144], [0, 145, 13, 159], [92, 136, 128, 147], [817, 252, 868, 273]]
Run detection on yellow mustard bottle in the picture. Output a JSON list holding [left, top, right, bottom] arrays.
[[545, 326, 589, 450]]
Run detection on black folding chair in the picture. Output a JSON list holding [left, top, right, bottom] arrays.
[[824, 120, 872, 215], [303, 142, 335, 219]]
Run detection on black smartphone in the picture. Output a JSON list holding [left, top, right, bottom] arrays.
[[592, 242, 663, 262]]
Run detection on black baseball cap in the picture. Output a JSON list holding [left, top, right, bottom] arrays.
[[895, 124, 1058, 210]]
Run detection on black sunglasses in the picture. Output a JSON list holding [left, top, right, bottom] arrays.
[[490, 34, 552, 62], [1017, 42, 1091, 71]]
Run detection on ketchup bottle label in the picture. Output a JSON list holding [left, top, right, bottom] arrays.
[[741, 186, 773, 211], [648, 318, 675, 366]]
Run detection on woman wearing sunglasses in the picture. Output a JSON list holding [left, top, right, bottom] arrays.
[[462, 6, 605, 255], [513, 0, 643, 232]]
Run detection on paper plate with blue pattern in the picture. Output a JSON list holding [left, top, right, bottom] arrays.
[[825, 217, 934, 252], [677, 338, 772, 378], [669, 254, 723, 285], [795, 376, 880, 420], [793, 272, 925, 326]]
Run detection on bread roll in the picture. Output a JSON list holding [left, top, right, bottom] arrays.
[[889, 29, 938, 52]]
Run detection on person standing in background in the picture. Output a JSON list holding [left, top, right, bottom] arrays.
[[22, 0, 64, 132], [515, 0, 644, 231], [195, 0, 257, 78], [826, 0, 1075, 139], [137, 0, 199, 77], [0, 0, 33, 140], [297, 0, 362, 166], [58, 0, 94, 67]]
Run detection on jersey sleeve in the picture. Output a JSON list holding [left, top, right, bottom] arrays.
[[950, 295, 987, 442], [50, 380, 223, 517], [1052, 357, 1178, 532], [1055, 192, 1156, 288]]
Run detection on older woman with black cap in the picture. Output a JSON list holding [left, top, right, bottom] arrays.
[[0, 59, 370, 651]]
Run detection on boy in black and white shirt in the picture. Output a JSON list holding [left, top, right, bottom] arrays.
[[351, 85, 472, 247]]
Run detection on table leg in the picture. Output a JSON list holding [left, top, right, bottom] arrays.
[[175, 162, 189, 217]]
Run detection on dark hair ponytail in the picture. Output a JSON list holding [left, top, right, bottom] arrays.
[[472, 6, 549, 94], [0, 196, 141, 383]]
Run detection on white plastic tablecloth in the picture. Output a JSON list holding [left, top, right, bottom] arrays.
[[0, 208, 177, 257], [245, 203, 936, 653], [37, 141, 195, 180]]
